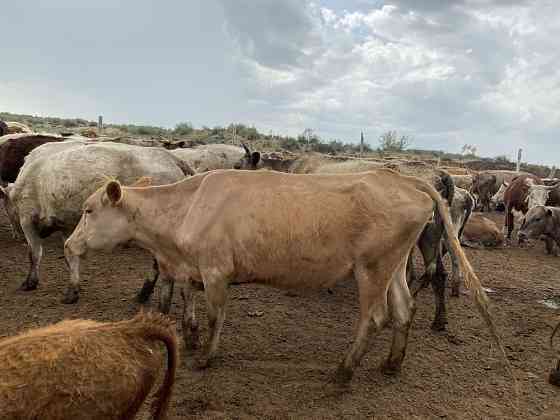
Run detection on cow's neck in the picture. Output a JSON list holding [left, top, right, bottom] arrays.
[[122, 175, 207, 263]]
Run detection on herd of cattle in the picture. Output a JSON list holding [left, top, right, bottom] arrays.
[[0, 120, 557, 418]]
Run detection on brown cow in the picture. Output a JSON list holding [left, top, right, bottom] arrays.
[[503, 174, 542, 239], [0, 134, 64, 184], [462, 213, 504, 248], [0, 311, 177, 420], [65, 169, 502, 382], [518, 206, 560, 252]]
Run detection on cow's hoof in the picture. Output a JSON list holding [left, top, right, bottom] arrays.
[[380, 360, 402, 376], [61, 287, 80, 304], [327, 288, 334, 295], [431, 320, 447, 332], [334, 365, 354, 383], [136, 280, 155, 303], [549, 368, 560, 387], [450, 288, 460, 298], [19, 278, 38, 291], [195, 357, 212, 370]]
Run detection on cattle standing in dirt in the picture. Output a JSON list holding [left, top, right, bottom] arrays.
[[0, 134, 65, 184], [258, 155, 458, 330], [171, 143, 260, 173], [503, 174, 542, 240], [0, 311, 177, 420], [473, 170, 527, 212], [518, 206, 560, 252], [65, 169, 502, 382], [0, 141, 194, 303]]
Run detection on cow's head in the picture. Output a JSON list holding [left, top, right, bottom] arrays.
[[0, 183, 22, 238], [65, 179, 137, 257], [490, 181, 509, 206], [518, 205, 553, 242], [234, 143, 261, 170], [526, 183, 560, 209]]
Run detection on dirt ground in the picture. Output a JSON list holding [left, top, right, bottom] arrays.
[[1, 211, 559, 419]]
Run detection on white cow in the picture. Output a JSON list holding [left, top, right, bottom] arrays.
[[0, 141, 194, 303]]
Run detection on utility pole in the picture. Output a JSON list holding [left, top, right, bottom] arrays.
[[98, 115, 103, 133], [360, 131, 364, 156], [516, 148, 522, 172]]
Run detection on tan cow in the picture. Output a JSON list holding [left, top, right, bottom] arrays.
[[0, 311, 177, 420], [462, 213, 504, 248], [65, 169, 501, 382]]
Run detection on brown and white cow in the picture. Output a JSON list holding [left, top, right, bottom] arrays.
[[503, 174, 542, 239], [518, 206, 560, 250], [0, 311, 177, 420], [462, 213, 504, 248], [473, 170, 527, 212], [65, 169, 500, 382]]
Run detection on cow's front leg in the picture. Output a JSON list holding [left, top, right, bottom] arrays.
[[20, 221, 43, 291], [137, 258, 160, 303], [199, 271, 228, 368], [158, 276, 175, 314], [181, 280, 199, 351]]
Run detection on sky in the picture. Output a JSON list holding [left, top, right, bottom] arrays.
[[1, 0, 559, 165]]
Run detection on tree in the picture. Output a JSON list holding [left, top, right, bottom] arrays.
[[174, 122, 194, 136], [461, 144, 478, 156], [378, 130, 412, 152]]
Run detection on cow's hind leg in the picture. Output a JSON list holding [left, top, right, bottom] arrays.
[[430, 255, 448, 331], [199, 270, 228, 368], [20, 221, 43, 291], [336, 265, 390, 383], [382, 257, 416, 375], [181, 280, 200, 351], [137, 258, 160, 303]]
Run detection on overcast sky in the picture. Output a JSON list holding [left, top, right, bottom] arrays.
[[2, 1, 559, 164]]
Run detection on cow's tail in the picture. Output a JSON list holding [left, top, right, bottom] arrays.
[[551, 319, 560, 353], [458, 191, 475, 243], [412, 178, 515, 387], [134, 311, 178, 420]]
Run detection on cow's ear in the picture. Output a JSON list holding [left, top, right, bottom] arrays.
[[106, 181, 122, 205], [251, 151, 261, 167], [0, 186, 6, 200], [547, 208, 553, 217]]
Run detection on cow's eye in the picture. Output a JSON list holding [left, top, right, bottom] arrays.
[[85, 209, 92, 214], [535, 218, 541, 222]]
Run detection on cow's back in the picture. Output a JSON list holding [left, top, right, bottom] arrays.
[[13, 142, 187, 229], [181, 170, 434, 287]]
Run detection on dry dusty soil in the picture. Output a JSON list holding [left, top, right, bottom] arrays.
[[1, 211, 559, 419]]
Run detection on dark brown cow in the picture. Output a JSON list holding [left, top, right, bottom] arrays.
[[0, 120, 8, 137], [503, 173, 542, 239], [0, 311, 177, 420], [0, 134, 64, 185]]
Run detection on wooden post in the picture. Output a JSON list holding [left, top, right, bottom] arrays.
[[98, 115, 103, 133], [360, 131, 364, 157], [232, 124, 236, 145], [516, 148, 522, 172]]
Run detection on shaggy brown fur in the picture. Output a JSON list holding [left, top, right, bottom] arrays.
[[0, 134, 64, 184], [0, 311, 178, 420]]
